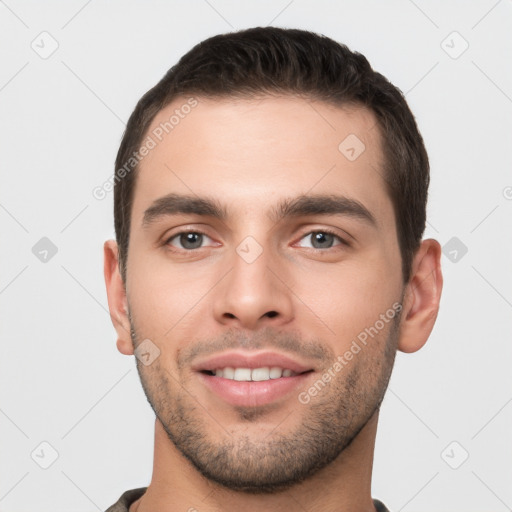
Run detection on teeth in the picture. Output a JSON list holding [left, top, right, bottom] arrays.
[[269, 366, 283, 379], [251, 367, 270, 381], [234, 368, 252, 381], [211, 366, 297, 381], [222, 367, 234, 379]]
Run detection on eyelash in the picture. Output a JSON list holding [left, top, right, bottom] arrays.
[[163, 228, 350, 252]]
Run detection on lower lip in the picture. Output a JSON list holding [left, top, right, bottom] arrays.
[[197, 372, 313, 407]]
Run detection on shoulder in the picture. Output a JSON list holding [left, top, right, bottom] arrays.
[[373, 498, 392, 512], [104, 487, 147, 512]]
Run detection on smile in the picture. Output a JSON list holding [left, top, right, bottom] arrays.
[[193, 351, 316, 407], [205, 366, 301, 381]]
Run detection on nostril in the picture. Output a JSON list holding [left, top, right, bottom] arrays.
[[266, 311, 278, 318]]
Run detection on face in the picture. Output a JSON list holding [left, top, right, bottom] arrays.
[[123, 95, 405, 492]]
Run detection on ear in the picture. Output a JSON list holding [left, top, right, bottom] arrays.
[[397, 238, 443, 353], [103, 240, 133, 355]]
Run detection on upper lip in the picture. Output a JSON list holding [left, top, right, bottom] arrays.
[[192, 351, 315, 374]]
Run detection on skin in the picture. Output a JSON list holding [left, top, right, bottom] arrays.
[[104, 95, 443, 512]]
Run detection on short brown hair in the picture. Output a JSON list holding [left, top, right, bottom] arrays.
[[114, 26, 429, 284]]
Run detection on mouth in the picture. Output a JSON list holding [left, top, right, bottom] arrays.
[[193, 352, 316, 407], [201, 366, 310, 380]]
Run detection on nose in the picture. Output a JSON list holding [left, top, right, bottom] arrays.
[[212, 242, 294, 330]]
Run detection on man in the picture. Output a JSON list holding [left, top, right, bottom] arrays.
[[103, 26, 443, 512]]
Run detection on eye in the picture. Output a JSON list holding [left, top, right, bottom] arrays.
[[165, 231, 216, 250], [296, 230, 348, 250]]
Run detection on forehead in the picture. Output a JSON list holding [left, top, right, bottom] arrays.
[[133, 95, 393, 230]]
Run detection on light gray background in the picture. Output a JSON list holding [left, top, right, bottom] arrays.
[[1, 1, 511, 511]]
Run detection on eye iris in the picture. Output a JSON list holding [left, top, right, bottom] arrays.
[[312, 232, 334, 249], [180, 232, 203, 249]]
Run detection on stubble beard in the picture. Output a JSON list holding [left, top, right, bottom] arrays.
[[129, 313, 400, 494]]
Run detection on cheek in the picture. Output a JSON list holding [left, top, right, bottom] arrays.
[[126, 254, 215, 337], [291, 256, 398, 345]]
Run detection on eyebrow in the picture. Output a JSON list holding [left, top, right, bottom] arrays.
[[142, 193, 377, 228]]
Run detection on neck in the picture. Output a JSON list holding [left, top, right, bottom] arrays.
[[132, 411, 379, 512]]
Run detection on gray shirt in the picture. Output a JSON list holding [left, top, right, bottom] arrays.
[[105, 487, 392, 511]]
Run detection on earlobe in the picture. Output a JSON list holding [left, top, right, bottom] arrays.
[[103, 240, 133, 356], [397, 238, 443, 354]]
